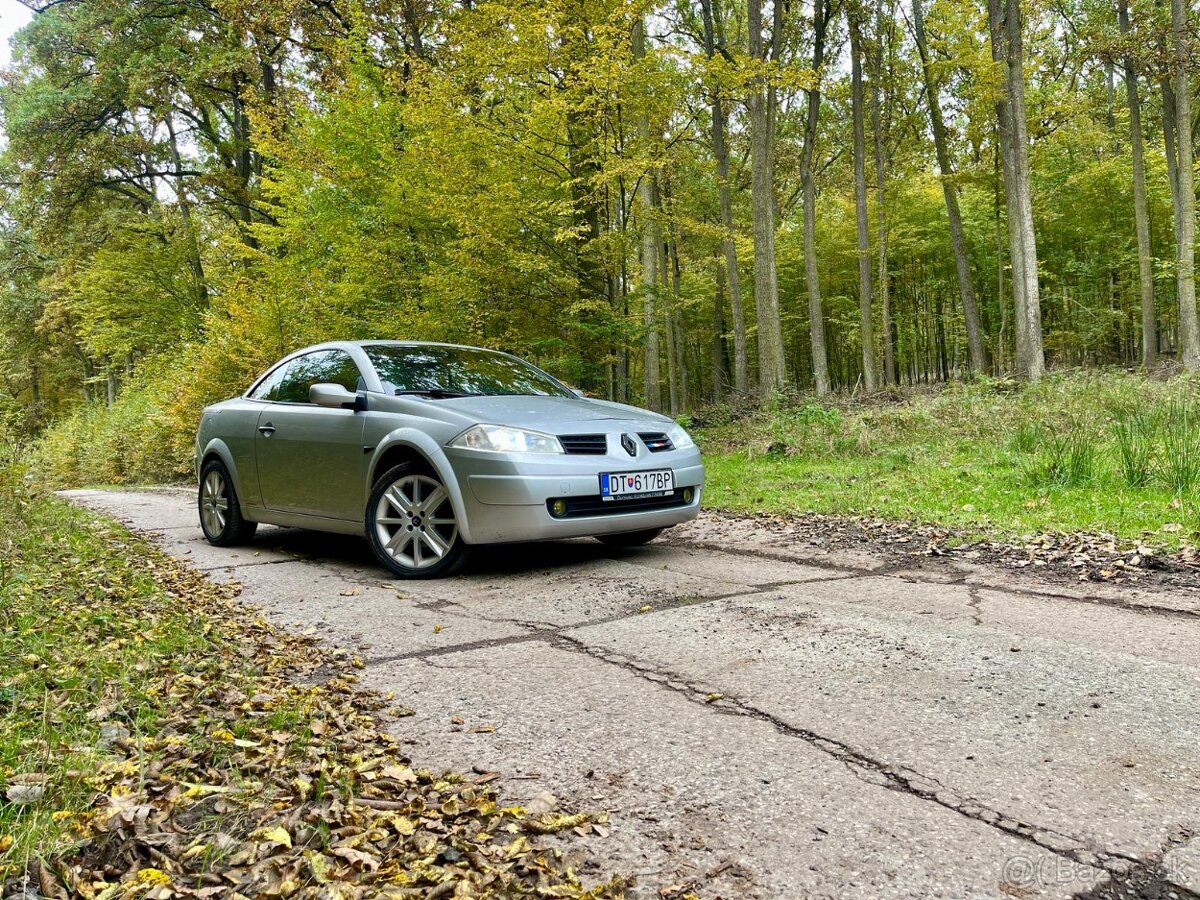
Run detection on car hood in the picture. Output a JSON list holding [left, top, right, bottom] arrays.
[[434, 395, 674, 434]]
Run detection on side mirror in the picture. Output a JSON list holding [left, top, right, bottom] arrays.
[[310, 383, 367, 411], [570, 387, 587, 399]]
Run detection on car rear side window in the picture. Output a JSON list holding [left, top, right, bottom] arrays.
[[260, 350, 364, 403]]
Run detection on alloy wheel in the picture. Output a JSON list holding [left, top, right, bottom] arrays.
[[200, 469, 229, 537], [373, 474, 459, 571]]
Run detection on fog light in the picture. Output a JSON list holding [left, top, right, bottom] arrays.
[[682, 487, 694, 503], [551, 499, 568, 518]]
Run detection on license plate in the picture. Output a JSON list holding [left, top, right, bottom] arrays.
[[599, 469, 674, 501]]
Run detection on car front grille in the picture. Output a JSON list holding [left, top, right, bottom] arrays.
[[638, 432, 675, 453], [560, 434, 608, 455], [546, 489, 691, 519]]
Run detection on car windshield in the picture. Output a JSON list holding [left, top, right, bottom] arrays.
[[364, 345, 572, 398]]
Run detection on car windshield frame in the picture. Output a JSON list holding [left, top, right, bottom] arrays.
[[363, 345, 573, 399]]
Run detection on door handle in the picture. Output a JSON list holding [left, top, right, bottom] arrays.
[[258, 423, 276, 437]]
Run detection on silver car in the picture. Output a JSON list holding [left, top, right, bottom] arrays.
[[195, 340, 704, 578]]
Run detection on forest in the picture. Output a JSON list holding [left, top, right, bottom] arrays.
[[1, 0, 1199, 483]]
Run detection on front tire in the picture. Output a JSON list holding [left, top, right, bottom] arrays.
[[366, 463, 467, 579], [596, 528, 664, 548], [199, 459, 258, 546]]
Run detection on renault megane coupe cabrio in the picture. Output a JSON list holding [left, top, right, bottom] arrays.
[[195, 341, 705, 578]]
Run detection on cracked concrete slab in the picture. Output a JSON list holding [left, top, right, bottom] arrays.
[[372, 642, 1098, 899], [566, 583, 1200, 864], [60, 488, 1200, 900]]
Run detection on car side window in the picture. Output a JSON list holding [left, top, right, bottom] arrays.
[[248, 363, 290, 400], [270, 350, 364, 404]]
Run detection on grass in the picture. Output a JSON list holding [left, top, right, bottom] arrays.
[[0, 467, 219, 869], [694, 371, 1200, 548]]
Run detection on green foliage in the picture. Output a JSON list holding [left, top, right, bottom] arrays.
[[34, 368, 189, 488]]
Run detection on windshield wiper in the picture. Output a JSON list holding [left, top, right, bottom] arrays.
[[393, 388, 477, 399]]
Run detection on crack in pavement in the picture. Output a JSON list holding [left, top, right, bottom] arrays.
[[543, 631, 1162, 881], [193, 557, 308, 573], [366, 580, 813, 666], [669, 537, 1200, 624], [967, 586, 985, 626]]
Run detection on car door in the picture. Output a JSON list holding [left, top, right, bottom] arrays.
[[255, 349, 368, 520]]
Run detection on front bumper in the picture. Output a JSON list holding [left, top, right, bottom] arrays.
[[445, 446, 704, 545]]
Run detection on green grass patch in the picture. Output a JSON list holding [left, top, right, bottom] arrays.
[[695, 371, 1200, 547], [0, 468, 219, 868]]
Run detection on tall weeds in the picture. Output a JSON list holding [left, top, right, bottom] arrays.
[[1160, 401, 1200, 496], [1112, 408, 1157, 488]]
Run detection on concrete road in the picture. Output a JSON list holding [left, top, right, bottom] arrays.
[[64, 489, 1200, 900]]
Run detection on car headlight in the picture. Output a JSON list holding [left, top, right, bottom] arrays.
[[667, 423, 695, 450], [450, 424, 564, 454]]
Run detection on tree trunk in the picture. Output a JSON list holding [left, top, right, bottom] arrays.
[[669, 227, 690, 412], [1157, 9, 1181, 245], [870, 0, 896, 385], [801, 0, 832, 396], [713, 257, 730, 400], [849, 9, 877, 391], [633, 19, 662, 410], [914, 0, 987, 375], [700, 0, 749, 395], [1171, 0, 1200, 369], [748, 0, 786, 399], [988, 0, 1044, 380], [1118, 0, 1157, 367]]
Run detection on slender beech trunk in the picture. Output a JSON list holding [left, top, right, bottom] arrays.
[[849, 9, 877, 391], [659, 180, 680, 415], [989, 1, 1028, 373], [1118, 0, 1157, 367], [713, 258, 730, 399], [915, 0, 987, 375], [633, 19, 662, 410], [1005, 0, 1044, 380], [988, 0, 1044, 380], [615, 178, 630, 403], [1171, 0, 1200, 369], [870, 1, 896, 385], [662, 246, 679, 415], [672, 236, 691, 412], [668, 224, 690, 412], [700, 0, 748, 395], [748, 0, 786, 398], [801, 0, 832, 396], [1157, 5, 1181, 244]]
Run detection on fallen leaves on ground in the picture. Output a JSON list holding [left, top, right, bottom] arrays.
[[710, 510, 1200, 586], [0, 490, 624, 900]]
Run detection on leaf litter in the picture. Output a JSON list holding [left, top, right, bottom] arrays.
[[0, 497, 627, 900]]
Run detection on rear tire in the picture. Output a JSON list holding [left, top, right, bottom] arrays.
[[199, 458, 258, 546], [596, 528, 664, 548], [366, 463, 468, 579]]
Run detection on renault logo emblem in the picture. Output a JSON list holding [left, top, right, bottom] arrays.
[[621, 433, 638, 457]]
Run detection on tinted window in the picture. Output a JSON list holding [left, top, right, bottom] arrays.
[[268, 350, 364, 403], [364, 345, 570, 398]]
